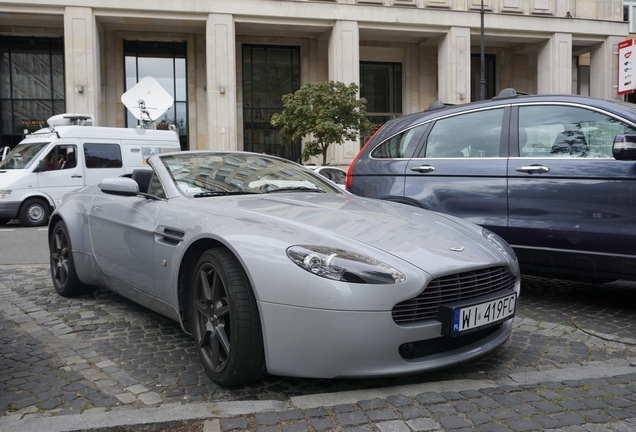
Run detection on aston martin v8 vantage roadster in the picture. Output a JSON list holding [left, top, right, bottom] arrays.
[[49, 151, 520, 386]]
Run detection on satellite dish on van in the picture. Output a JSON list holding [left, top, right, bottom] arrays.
[[121, 76, 174, 129]]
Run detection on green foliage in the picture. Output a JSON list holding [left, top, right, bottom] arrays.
[[271, 81, 373, 165]]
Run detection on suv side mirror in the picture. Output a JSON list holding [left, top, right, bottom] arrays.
[[613, 135, 636, 160]]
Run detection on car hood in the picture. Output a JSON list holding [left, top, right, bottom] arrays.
[[192, 193, 508, 274]]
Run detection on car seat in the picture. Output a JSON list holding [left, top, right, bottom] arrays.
[[131, 169, 153, 193], [63, 152, 76, 169]]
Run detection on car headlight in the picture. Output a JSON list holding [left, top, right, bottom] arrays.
[[0, 190, 11, 199], [286, 245, 406, 284], [483, 228, 517, 262]]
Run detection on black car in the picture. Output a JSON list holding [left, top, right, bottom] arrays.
[[347, 89, 636, 282]]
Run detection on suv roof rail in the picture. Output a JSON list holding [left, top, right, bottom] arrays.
[[425, 100, 453, 111], [493, 88, 519, 100]]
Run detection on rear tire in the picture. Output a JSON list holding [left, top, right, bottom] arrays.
[[19, 198, 50, 227], [190, 247, 266, 386], [50, 220, 95, 296]]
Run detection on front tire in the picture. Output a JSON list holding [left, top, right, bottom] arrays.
[[190, 247, 266, 386], [19, 198, 50, 227], [50, 221, 95, 296]]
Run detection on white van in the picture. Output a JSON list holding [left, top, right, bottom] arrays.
[[0, 114, 181, 227]]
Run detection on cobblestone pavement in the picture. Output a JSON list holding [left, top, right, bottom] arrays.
[[1, 264, 635, 431]]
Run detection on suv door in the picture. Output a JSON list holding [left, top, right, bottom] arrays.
[[404, 107, 509, 237], [349, 123, 428, 201], [508, 103, 636, 280]]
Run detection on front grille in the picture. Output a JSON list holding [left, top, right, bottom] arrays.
[[392, 266, 516, 324]]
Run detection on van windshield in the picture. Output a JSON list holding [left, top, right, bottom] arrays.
[[0, 142, 50, 170]]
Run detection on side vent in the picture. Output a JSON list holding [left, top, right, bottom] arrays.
[[154, 226, 185, 245]]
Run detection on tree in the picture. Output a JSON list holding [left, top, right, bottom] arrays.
[[271, 81, 373, 165]]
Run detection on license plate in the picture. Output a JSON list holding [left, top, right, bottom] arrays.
[[451, 293, 516, 335]]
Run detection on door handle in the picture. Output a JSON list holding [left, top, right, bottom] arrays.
[[72, 174, 83, 178], [515, 165, 550, 174], [410, 165, 436, 173]]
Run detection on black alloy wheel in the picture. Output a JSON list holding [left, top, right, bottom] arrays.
[[50, 220, 95, 296], [191, 247, 266, 386]]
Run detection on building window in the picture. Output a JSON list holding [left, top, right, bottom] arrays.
[[124, 41, 188, 150], [471, 53, 497, 101], [360, 62, 402, 132], [625, 1, 636, 33], [0, 36, 64, 149], [242, 45, 301, 161]]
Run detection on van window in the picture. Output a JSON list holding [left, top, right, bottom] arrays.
[[84, 143, 123, 168], [0, 142, 49, 169], [44, 145, 78, 170]]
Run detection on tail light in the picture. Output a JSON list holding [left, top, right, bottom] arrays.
[[346, 125, 383, 191]]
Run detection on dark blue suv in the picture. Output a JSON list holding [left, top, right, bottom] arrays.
[[347, 89, 636, 282]]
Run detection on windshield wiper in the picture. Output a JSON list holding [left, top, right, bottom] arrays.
[[194, 191, 258, 198], [264, 187, 326, 193]]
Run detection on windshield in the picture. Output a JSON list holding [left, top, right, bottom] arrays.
[[160, 152, 341, 197], [0, 142, 50, 170]]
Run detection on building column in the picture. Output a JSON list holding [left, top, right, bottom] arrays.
[[206, 13, 237, 151], [590, 36, 623, 100], [328, 20, 360, 165], [537, 33, 572, 94], [64, 7, 100, 122], [438, 27, 470, 105]]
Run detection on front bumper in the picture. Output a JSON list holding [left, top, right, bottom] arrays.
[[258, 301, 514, 379], [0, 200, 20, 219]]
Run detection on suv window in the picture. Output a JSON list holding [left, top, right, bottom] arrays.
[[84, 143, 123, 168], [518, 105, 636, 158], [371, 123, 427, 159], [424, 108, 504, 158]]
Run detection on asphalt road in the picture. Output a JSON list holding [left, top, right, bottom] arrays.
[[0, 221, 49, 264]]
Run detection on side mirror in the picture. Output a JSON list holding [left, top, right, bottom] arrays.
[[33, 159, 49, 173], [613, 135, 636, 160], [99, 177, 140, 196]]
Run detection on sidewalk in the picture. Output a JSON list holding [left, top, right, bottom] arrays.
[[1, 264, 636, 431], [2, 365, 636, 432]]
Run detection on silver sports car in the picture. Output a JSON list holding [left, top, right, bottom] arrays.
[[49, 151, 520, 386]]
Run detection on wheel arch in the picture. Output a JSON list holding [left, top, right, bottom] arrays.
[[18, 194, 54, 224], [19, 193, 54, 213], [48, 213, 64, 239]]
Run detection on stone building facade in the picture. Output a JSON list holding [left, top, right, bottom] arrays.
[[0, 0, 628, 166]]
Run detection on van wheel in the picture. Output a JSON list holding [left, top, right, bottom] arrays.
[[19, 198, 50, 227]]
